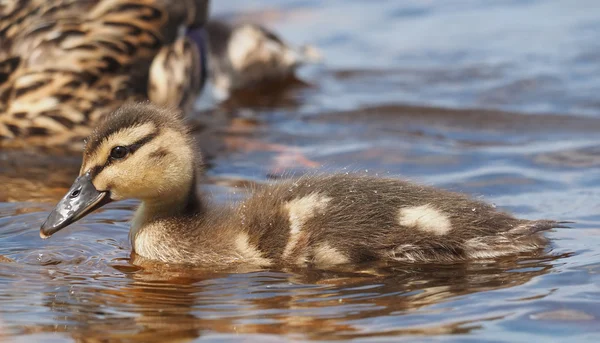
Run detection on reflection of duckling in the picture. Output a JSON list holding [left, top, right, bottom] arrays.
[[204, 20, 321, 101], [40, 102, 567, 267], [0, 0, 209, 146]]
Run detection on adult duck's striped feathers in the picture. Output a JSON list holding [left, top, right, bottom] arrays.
[[0, 0, 208, 146], [148, 31, 206, 112]]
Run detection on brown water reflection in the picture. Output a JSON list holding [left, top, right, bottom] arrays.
[[7, 253, 568, 342]]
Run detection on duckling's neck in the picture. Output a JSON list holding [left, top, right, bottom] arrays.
[[130, 172, 203, 238]]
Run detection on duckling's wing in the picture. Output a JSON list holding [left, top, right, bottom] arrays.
[[148, 35, 206, 111]]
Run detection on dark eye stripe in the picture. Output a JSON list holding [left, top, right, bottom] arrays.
[[128, 132, 157, 153], [89, 165, 104, 178], [87, 132, 158, 178]]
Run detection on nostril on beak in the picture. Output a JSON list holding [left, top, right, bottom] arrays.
[[70, 189, 81, 199]]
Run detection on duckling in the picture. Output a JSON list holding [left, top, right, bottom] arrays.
[[204, 19, 321, 101], [40, 102, 567, 267], [0, 0, 208, 147]]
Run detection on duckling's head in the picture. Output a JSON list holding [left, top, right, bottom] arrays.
[[40, 102, 196, 238]]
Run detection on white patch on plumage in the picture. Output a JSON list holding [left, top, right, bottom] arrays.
[[312, 243, 349, 267], [282, 193, 331, 258], [398, 204, 452, 235], [234, 232, 272, 266]]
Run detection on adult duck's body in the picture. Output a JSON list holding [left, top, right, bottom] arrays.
[[0, 0, 208, 147], [40, 102, 568, 268]]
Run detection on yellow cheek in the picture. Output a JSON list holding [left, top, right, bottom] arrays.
[[92, 157, 168, 200], [92, 172, 110, 192]]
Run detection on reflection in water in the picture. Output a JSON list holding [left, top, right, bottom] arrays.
[[4, 253, 567, 342], [218, 75, 310, 110], [0, 149, 81, 203]]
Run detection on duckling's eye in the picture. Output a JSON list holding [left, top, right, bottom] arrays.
[[110, 146, 128, 159]]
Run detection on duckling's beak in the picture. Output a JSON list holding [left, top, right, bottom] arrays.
[[40, 172, 112, 239]]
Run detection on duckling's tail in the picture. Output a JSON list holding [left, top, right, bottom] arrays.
[[508, 220, 573, 236]]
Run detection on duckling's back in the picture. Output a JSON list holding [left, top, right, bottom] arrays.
[[232, 174, 561, 266]]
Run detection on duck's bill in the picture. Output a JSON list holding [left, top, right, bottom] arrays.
[[40, 173, 112, 239]]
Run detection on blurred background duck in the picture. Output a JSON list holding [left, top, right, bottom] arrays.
[[203, 19, 322, 102], [0, 0, 209, 148], [40, 102, 567, 268], [0, 0, 322, 149]]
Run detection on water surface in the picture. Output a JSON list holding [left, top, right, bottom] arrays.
[[2, 1, 600, 341]]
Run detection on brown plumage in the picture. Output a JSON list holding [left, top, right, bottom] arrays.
[[0, 0, 208, 147], [40, 102, 568, 268]]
